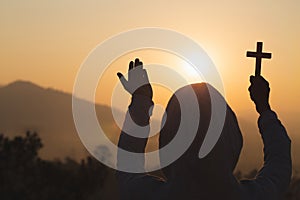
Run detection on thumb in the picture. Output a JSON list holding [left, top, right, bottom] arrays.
[[117, 72, 128, 89]]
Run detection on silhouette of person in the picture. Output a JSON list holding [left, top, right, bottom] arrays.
[[116, 58, 291, 200]]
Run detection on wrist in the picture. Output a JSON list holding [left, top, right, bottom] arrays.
[[129, 94, 154, 126], [132, 84, 153, 99], [257, 103, 271, 115]]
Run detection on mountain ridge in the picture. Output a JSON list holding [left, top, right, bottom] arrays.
[[0, 80, 121, 161], [0, 80, 299, 172]]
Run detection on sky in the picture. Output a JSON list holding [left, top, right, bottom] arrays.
[[1, 1, 299, 112], [1, 1, 300, 130], [0, 0, 300, 171]]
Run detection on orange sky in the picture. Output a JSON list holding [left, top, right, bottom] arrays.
[[0, 0, 299, 114]]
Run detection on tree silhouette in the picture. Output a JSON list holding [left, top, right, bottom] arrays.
[[0, 131, 110, 200], [0, 131, 298, 199]]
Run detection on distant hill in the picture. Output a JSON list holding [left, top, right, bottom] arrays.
[[0, 80, 122, 161], [0, 80, 298, 172]]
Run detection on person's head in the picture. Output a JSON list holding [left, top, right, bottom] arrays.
[[159, 83, 243, 183]]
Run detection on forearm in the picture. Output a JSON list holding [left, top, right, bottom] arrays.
[[256, 110, 292, 196], [117, 94, 154, 172]]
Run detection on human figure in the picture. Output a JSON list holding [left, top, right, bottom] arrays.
[[116, 58, 291, 200]]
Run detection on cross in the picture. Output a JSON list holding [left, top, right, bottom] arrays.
[[246, 42, 272, 76]]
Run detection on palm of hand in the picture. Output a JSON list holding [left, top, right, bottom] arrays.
[[117, 58, 153, 98]]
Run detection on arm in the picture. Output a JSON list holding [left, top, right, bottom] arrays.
[[116, 59, 164, 200], [255, 110, 291, 198], [117, 94, 153, 172], [241, 76, 292, 200]]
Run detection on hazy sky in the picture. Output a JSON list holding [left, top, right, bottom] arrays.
[[1, 0, 299, 114]]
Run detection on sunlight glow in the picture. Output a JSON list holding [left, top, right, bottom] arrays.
[[178, 58, 204, 84]]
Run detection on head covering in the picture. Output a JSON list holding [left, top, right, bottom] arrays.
[[159, 83, 243, 198]]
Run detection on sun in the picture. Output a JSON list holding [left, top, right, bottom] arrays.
[[178, 59, 204, 84]]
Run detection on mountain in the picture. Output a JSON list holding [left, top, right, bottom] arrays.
[[0, 80, 122, 161], [0, 80, 299, 172]]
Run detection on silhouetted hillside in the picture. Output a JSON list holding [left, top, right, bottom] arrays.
[[0, 80, 121, 161], [0, 80, 299, 173]]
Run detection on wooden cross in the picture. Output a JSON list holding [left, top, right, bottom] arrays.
[[246, 42, 272, 76]]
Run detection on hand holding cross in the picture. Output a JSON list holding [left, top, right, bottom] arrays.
[[246, 42, 272, 76], [247, 42, 272, 114]]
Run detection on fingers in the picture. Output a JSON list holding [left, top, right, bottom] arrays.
[[129, 61, 134, 71], [117, 72, 123, 79], [250, 75, 268, 82], [134, 58, 143, 69], [118, 57, 143, 88], [249, 75, 269, 88], [259, 76, 269, 87], [139, 61, 143, 68], [134, 58, 139, 67], [117, 72, 128, 89], [250, 75, 255, 84], [118, 58, 151, 96]]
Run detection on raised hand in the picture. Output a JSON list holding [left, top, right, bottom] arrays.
[[248, 75, 271, 114], [117, 58, 153, 98]]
